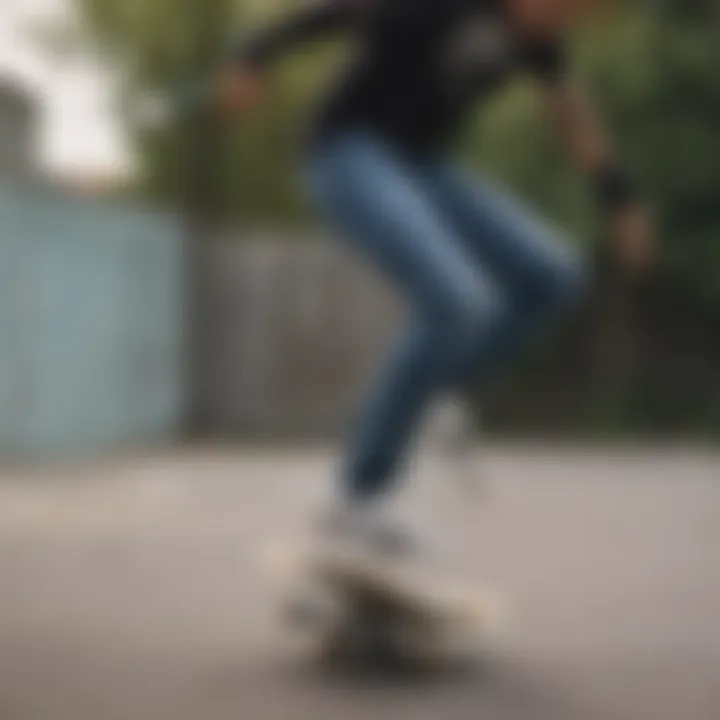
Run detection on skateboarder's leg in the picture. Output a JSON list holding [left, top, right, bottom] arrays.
[[307, 134, 501, 518], [423, 162, 588, 392], [420, 164, 588, 480]]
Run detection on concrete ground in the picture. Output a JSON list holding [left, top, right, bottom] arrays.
[[0, 446, 718, 720]]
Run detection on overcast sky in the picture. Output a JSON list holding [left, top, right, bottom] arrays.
[[0, 0, 130, 176]]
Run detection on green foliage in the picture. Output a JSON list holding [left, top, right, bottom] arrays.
[[65, 0, 720, 436], [70, 1, 720, 305]]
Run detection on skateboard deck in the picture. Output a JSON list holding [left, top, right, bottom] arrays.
[[258, 541, 505, 669]]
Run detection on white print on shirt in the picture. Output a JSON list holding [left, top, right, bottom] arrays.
[[443, 14, 514, 91]]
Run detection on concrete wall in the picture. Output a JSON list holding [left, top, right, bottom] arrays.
[[0, 180, 404, 452], [0, 186, 185, 459], [0, 185, 399, 453], [196, 233, 403, 439]]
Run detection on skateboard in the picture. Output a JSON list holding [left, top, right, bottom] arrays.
[[258, 542, 504, 670]]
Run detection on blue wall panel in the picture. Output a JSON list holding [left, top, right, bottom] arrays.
[[0, 185, 185, 459]]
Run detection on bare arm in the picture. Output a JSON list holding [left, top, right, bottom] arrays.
[[541, 75, 655, 273], [542, 78, 613, 174], [217, 0, 368, 113], [233, 0, 369, 69]]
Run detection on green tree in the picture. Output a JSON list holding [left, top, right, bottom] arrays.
[[50, 0, 720, 435]]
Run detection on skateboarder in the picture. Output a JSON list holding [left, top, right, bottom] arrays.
[[217, 0, 654, 552]]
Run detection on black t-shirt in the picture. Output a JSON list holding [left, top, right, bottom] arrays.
[[238, 0, 566, 156]]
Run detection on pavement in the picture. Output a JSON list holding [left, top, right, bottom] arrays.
[[0, 445, 718, 720]]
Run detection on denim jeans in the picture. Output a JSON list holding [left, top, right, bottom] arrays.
[[306, 131, 587, 499]]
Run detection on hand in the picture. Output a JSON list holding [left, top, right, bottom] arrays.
[[215, 66, 266, 114], [609, 203, 656, 276]]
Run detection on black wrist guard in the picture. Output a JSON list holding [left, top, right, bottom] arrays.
[[592, 165, 639, 213]]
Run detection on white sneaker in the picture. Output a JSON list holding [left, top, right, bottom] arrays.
[[426, 395, 482, 495], [429, 395, 476, 453], [317, 497, 422, 560]]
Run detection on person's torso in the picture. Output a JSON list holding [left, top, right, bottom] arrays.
[[313, 0, 535, 154]]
